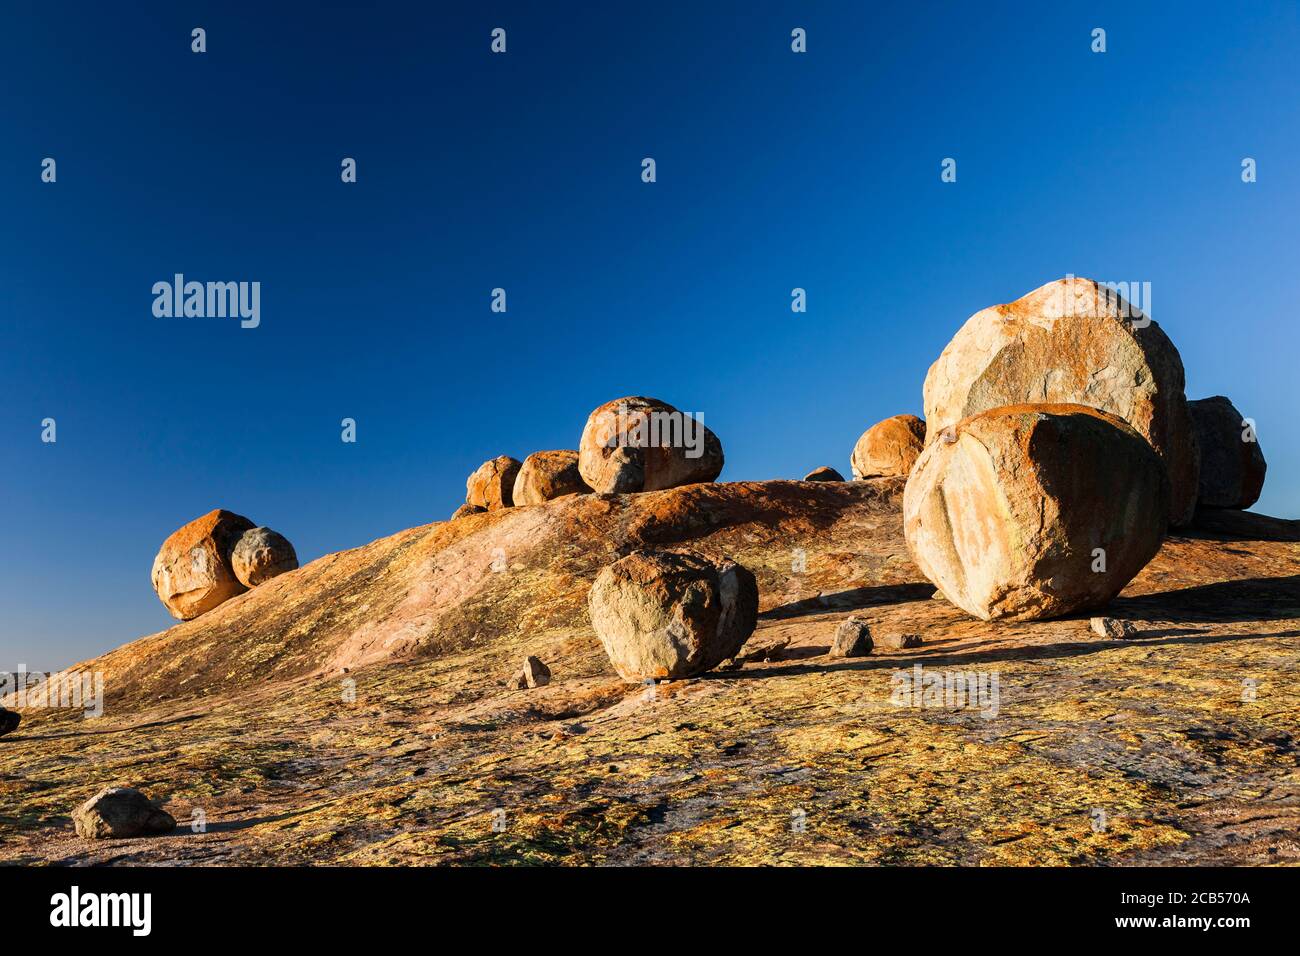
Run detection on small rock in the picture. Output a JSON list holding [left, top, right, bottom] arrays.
[[744, 638, 790, 663], [0, 707, 20, 737], [1090, 617, 1140, 639], [505, 656, 552, 689], [829, 619, 872, 658], [450, 503, 486, 520], [522, 656, 551, 688], [877, 632, 923, 650], [72, 787, 176, 840], [718, 657, 744, 671], [803, 466, 845, 482], [931, 589, 946, 601]]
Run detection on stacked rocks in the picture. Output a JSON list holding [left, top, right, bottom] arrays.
[[151, 510, 298, 620]]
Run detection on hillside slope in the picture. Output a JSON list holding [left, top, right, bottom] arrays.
[[2, 480, 1298, 865]]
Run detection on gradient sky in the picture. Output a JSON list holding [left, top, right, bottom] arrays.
[[3, 1, 1297, 669]]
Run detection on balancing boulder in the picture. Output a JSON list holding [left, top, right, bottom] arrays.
[[903, 404, 1169, 621], [151, 509, 255, 620], [231, 527, 298, 587], [922, 277, 1199, 525], [578, 396, 723, 494], [851, 414, 926, 479], [1188, 396, 1267, 509]]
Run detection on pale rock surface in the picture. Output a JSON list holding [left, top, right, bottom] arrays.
[[903, 404, 1169, 621], [922, 278, 1199, 525]]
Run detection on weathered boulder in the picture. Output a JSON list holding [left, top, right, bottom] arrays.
[[587, 549, 757, 681], [903, 404, 1169, 621], [851, 415, 926, 479], [0, 707, 19, 737], [829, 618, 872, 658], [578, 396, 723, 493], [151, 509, 255, 620], [513, 450, 592, 505], [466, 456, 522, 511], [922, 277, 1199, 525], [1189, 396, 1267, 509], [72, 786, 176, 840], [232, 527, 298, 587], [804, 466, 845, 482], [450, 503, 486, 520]]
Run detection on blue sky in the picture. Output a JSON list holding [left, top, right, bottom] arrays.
[[2, 1, 1297, 669]]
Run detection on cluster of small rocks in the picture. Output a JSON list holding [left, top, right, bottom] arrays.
[[150, 509, 298, 620]]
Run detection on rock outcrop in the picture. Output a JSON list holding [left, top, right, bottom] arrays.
[[72, 787, 176, 840], [804, 466, 845, 482], [851, 414, 926, 479], [587, 549, 758, 681], [903, 404, 1169, 621], [232, 527, 298, 587], [578, 396, 723, 493], [150, 509, 255, 620], [513, 450, 591, 505], [1189, 396, 1267, 509], [466, 456, 522, 511], [921, 278, 1199, 525]]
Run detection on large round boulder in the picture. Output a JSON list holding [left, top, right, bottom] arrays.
[[1188, 396, 1267, 509], [903, 404, 1169, 622], [466, 456, 522, 511], [851, 414, 926, 479], [232, 527, 299, 587], [922, 277, 1199, 525], [151, 509, 255, 620], [578, 396, 724, 493], [587, 549, 758, 682], [512, 450, 592, 505]]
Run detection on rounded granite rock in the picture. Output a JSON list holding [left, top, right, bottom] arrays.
[[150, 509, 255, 620], [232, 527, 299, 588]]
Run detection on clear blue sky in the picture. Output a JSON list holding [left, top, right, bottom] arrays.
[[3, 2, 1297, 669]]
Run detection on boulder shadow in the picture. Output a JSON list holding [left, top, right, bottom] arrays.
[[761, 582, 935, 620], [1110, 575, 1300, 624]]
